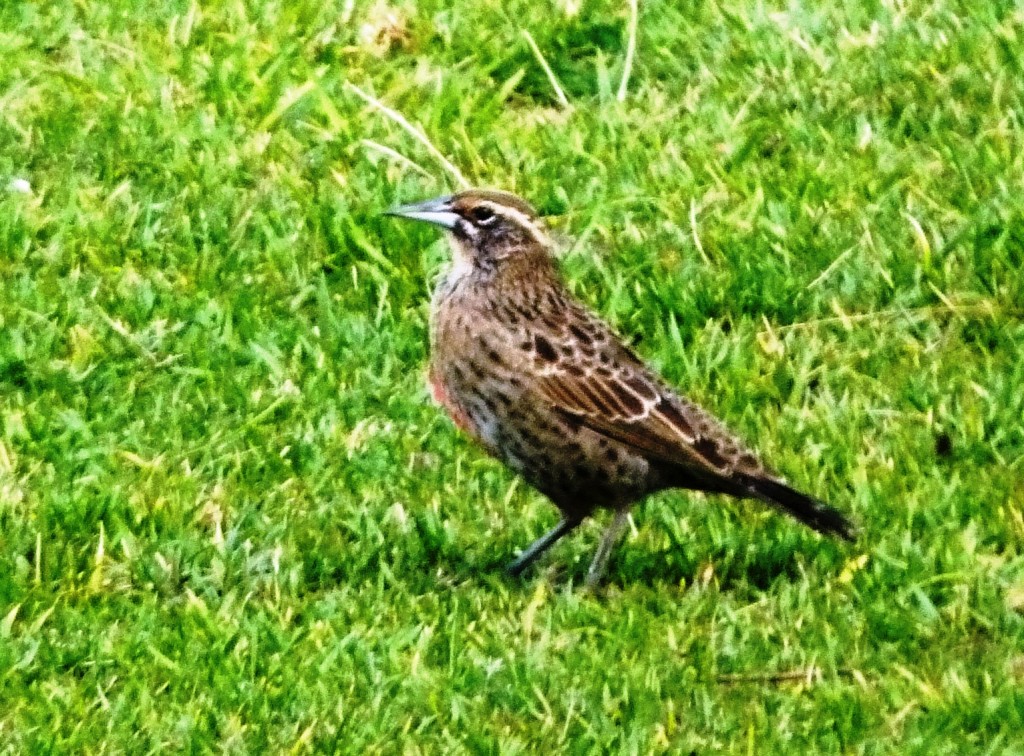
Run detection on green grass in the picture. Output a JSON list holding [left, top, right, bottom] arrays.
[[1, 0, 1023, 751]]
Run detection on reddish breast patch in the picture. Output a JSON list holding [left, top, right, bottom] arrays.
[[429, 370, 475, 435]]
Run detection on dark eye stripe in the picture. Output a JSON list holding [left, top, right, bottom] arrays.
[[471, 206, 495, 223]]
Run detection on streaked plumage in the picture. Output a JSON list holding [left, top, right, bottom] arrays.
[[387, 189, 856, 586]]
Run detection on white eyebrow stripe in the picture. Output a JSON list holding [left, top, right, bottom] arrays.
[[477, 201, 551, 248]]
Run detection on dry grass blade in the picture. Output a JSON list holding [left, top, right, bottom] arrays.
[[345, 81, 470, 188], [689, 199, 712, 265], [359, 139, 434, 179], [718, 667, 854, 685], [522, 30, 571, 109], [617, 0, 639, 102]]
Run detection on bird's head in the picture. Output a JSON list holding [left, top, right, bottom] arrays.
[[386, 189, 551, 274]]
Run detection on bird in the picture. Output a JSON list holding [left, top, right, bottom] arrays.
[[386, 188, 856, 587]]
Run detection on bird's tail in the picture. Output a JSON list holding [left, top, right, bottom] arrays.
[[742, 476, 858, 541]]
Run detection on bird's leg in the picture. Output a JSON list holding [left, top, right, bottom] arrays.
[[585, 509, 630, 588], [506, 517, 582, 578]]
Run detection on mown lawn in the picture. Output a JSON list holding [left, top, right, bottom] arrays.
[[1, 0, 1023, 751]]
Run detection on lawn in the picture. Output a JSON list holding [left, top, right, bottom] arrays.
[[1, 0, 1023, 751]]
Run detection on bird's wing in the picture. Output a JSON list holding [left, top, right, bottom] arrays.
[[524, 304, 765, 480]]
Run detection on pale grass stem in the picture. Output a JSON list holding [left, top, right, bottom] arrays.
[[617, 0, 639, 102], [345, 81, 470, 188], [521, 30, 571, 109], [360, 139, 434, 179]]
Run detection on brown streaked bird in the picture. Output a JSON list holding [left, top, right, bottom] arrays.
[[387, 189, 856, 587]]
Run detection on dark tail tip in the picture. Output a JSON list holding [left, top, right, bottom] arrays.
[[744, 476, 858, 541]]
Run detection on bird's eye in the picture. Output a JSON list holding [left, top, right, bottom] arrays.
[[470, 206, 496, 224]]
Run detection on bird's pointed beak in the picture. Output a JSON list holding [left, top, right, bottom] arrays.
[[384, 195, 460, 229]]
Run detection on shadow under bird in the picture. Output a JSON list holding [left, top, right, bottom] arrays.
[[387, 189, 857, 587]]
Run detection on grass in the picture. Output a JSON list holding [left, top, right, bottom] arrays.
[[1, 0, 1023, 751]]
